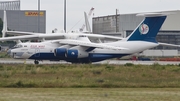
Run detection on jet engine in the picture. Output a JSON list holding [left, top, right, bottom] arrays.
[[54, 48, 67, 57], [66, 49, 89, 58], [54, 46, 90, 59]]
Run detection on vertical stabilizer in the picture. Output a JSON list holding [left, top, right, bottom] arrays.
[[2, 11, 7, 38], [84, 12, 91, 33], [127, 15, 166, 43]]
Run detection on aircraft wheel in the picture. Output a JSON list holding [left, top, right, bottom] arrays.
[[34, 60, 39, 64]]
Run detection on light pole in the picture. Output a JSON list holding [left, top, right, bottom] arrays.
[[38, 0, 40, 33], [64, 0, 66, 32]]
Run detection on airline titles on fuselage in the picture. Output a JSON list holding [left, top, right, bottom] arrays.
[[30, 45, 45, 49]]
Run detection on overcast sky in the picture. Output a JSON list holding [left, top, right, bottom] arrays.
[[4, 0, 180, 33]]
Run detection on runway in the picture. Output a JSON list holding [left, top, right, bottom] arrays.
[[0, 58, 68, 64], [0, 58, 180, 65], [97, 60, 180, 65]]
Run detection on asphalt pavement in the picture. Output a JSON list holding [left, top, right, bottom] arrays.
[[0, 58, 180, 65]]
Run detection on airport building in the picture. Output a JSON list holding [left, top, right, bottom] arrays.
[[92, 10, 180, 57], [0, 0, 46, 50], [0, 0, 46, 33]]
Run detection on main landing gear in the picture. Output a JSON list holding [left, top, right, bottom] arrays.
[[34, 60, 39, 64]]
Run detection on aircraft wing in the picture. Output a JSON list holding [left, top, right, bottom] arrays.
[[53, 39, 128, 50], [6, 31, 42, 36], [158, 42, 180, 47], [80, 33, 124, 40], [0, 34, 40, 41], [0, 34, 65, 41], [2, 32, 123, 41], [2, 10, 123, 41]]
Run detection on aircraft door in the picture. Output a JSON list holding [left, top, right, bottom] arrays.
[[35, 49, 40, 57]]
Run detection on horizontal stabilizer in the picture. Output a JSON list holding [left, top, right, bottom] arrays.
[[137, 12, 175, 17], [158, 42, 180, 47]]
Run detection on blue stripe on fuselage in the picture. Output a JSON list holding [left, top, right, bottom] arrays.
[[29, 53, 63, 60], [29, 53, 129, 63], [89, 53, 129, 62]]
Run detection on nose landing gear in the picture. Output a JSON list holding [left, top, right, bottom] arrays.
[[34, 60, 39, 64]]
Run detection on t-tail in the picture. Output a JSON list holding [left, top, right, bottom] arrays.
[[2, 10, 7, 38], [126, 13, 167, 43]]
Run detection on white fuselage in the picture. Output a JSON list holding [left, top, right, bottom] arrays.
[[8, 40, 158, 63]]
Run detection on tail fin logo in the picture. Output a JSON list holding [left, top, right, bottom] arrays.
[[139, 24, 149, 35]]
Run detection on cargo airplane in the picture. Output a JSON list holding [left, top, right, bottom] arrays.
[[0, 11, 178, 64]]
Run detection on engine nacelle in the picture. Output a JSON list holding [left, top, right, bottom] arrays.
[[54, 48, 67, 57], [67, 49, 89, 58]]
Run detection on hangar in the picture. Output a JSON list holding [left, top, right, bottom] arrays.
[[92, 10, 180, 57], [0, 0, 46, 33]]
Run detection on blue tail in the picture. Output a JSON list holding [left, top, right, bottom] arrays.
[[127, 16, 167, 42]]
